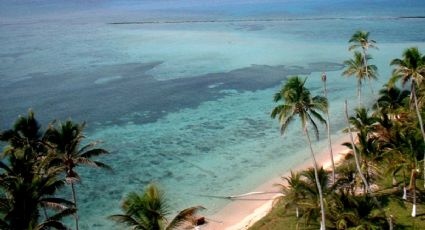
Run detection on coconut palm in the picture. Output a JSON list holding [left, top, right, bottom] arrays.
[[321, 73, 336, 184], [343, 51, 378, 107], [344, 107, 378, 135], [0, 158, 75, 230], [344, 101, 392, 228], [299, 167, 330, 228], [109, 183, 204, 230], [0, 111, 75, 229], [271, 76, 328, 230], [390, 47, 425, 187], [44, 120, 110, 230], [344, 130, 384, 190], [374, 85, 410, 117], [278, 171, 305, 219], [349, 31, 379, 98], [0, 110, 47, 157], [334, 155, 357, 196], [328, 193, 388, 229], [349, 31, 378, 54]]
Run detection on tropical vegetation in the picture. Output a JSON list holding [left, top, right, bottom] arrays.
[[109, 183, 204, 230], [251, 31, 425, 229]]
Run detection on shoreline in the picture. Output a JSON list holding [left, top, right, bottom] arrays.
[[203, 134, 351, 230]]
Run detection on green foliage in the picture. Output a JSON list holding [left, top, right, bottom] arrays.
[[108, 183, 204, 230], [271, 76, 328, 139], [0, 111, 76, 229], [0, 111, 110, 229], [256, 34, 425, 229]]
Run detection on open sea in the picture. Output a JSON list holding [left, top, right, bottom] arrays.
[[1, 0, 425, 229]]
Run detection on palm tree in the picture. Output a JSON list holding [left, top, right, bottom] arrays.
[[109, 183, 204, 230], [295, 167, 331, 228], [344, 107, 377, 135], [343, 51, 378, 107], [321, 73, 336, 184], [328, 193, 388, 229], [349, 31, 379, 98], [344, 101, 392, 228], [271, 76, 328, 230], [45, 120, 110, 230], [374, 84, 410, 117], [390, 47, 425, 187], [0, 159, 76, 230], [0, 111, 75, 229], [334, 155, 357, 196], [278, 171, 305, 219]]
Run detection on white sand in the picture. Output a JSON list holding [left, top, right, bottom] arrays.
[[203, 135, 351, 230]]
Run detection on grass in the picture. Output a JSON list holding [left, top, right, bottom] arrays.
[[249, 198, 318, 230]]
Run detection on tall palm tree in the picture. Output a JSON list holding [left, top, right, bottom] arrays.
[[321, 73, 336, 184], [45, 120, 110, 230], [271, 76, 328, 230], [349, 31, 379, 98], [109, 183, 204, 230], [390, 47, 425, 187], [296, 167, 330, 228], [343, 52, 378, 107], [344, 101, 392, 228]]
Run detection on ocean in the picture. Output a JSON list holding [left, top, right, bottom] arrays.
[[1, 0, 425, 229]]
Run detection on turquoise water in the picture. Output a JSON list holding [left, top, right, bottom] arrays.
[[1, 1, 425, 229]]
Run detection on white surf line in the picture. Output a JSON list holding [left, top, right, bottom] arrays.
[[108, 16, 425, 25]]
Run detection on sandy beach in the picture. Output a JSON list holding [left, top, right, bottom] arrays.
[[203, 134, 351, 230]]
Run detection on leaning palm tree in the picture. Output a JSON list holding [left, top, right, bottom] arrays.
[[344, 101, 392, 228], [44, 120, 110, 230], [343, 51, 378, 107], [390, 47, 425, 187], [321, 73, 336, 184], [109, 183, 204, 230], [349, 31, 379, 97], [271, 76, 328, 230]]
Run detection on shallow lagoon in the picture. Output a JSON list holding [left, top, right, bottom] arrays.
[[1, 1, 425, 229]]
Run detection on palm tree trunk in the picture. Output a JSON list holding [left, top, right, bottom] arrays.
[[357, 80, 362, 107], [323, 79, 336, 184], [362, 49, 377, 103], [403, 168, 407, 200], [392, 171, 397, 187], [71, 183, 79, 230], [345, 101, 374, 195], [411, 83, 425, 188], [410, 169, 417, 217], [305, 128, 326, 230], [345, 101, 392, 228]]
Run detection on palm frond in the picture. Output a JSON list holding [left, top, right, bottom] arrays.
[[108, 214, 147, 229], [80, 148, 108, 158], [166, 206, 205, 230], [47, 208, 77, 221]]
